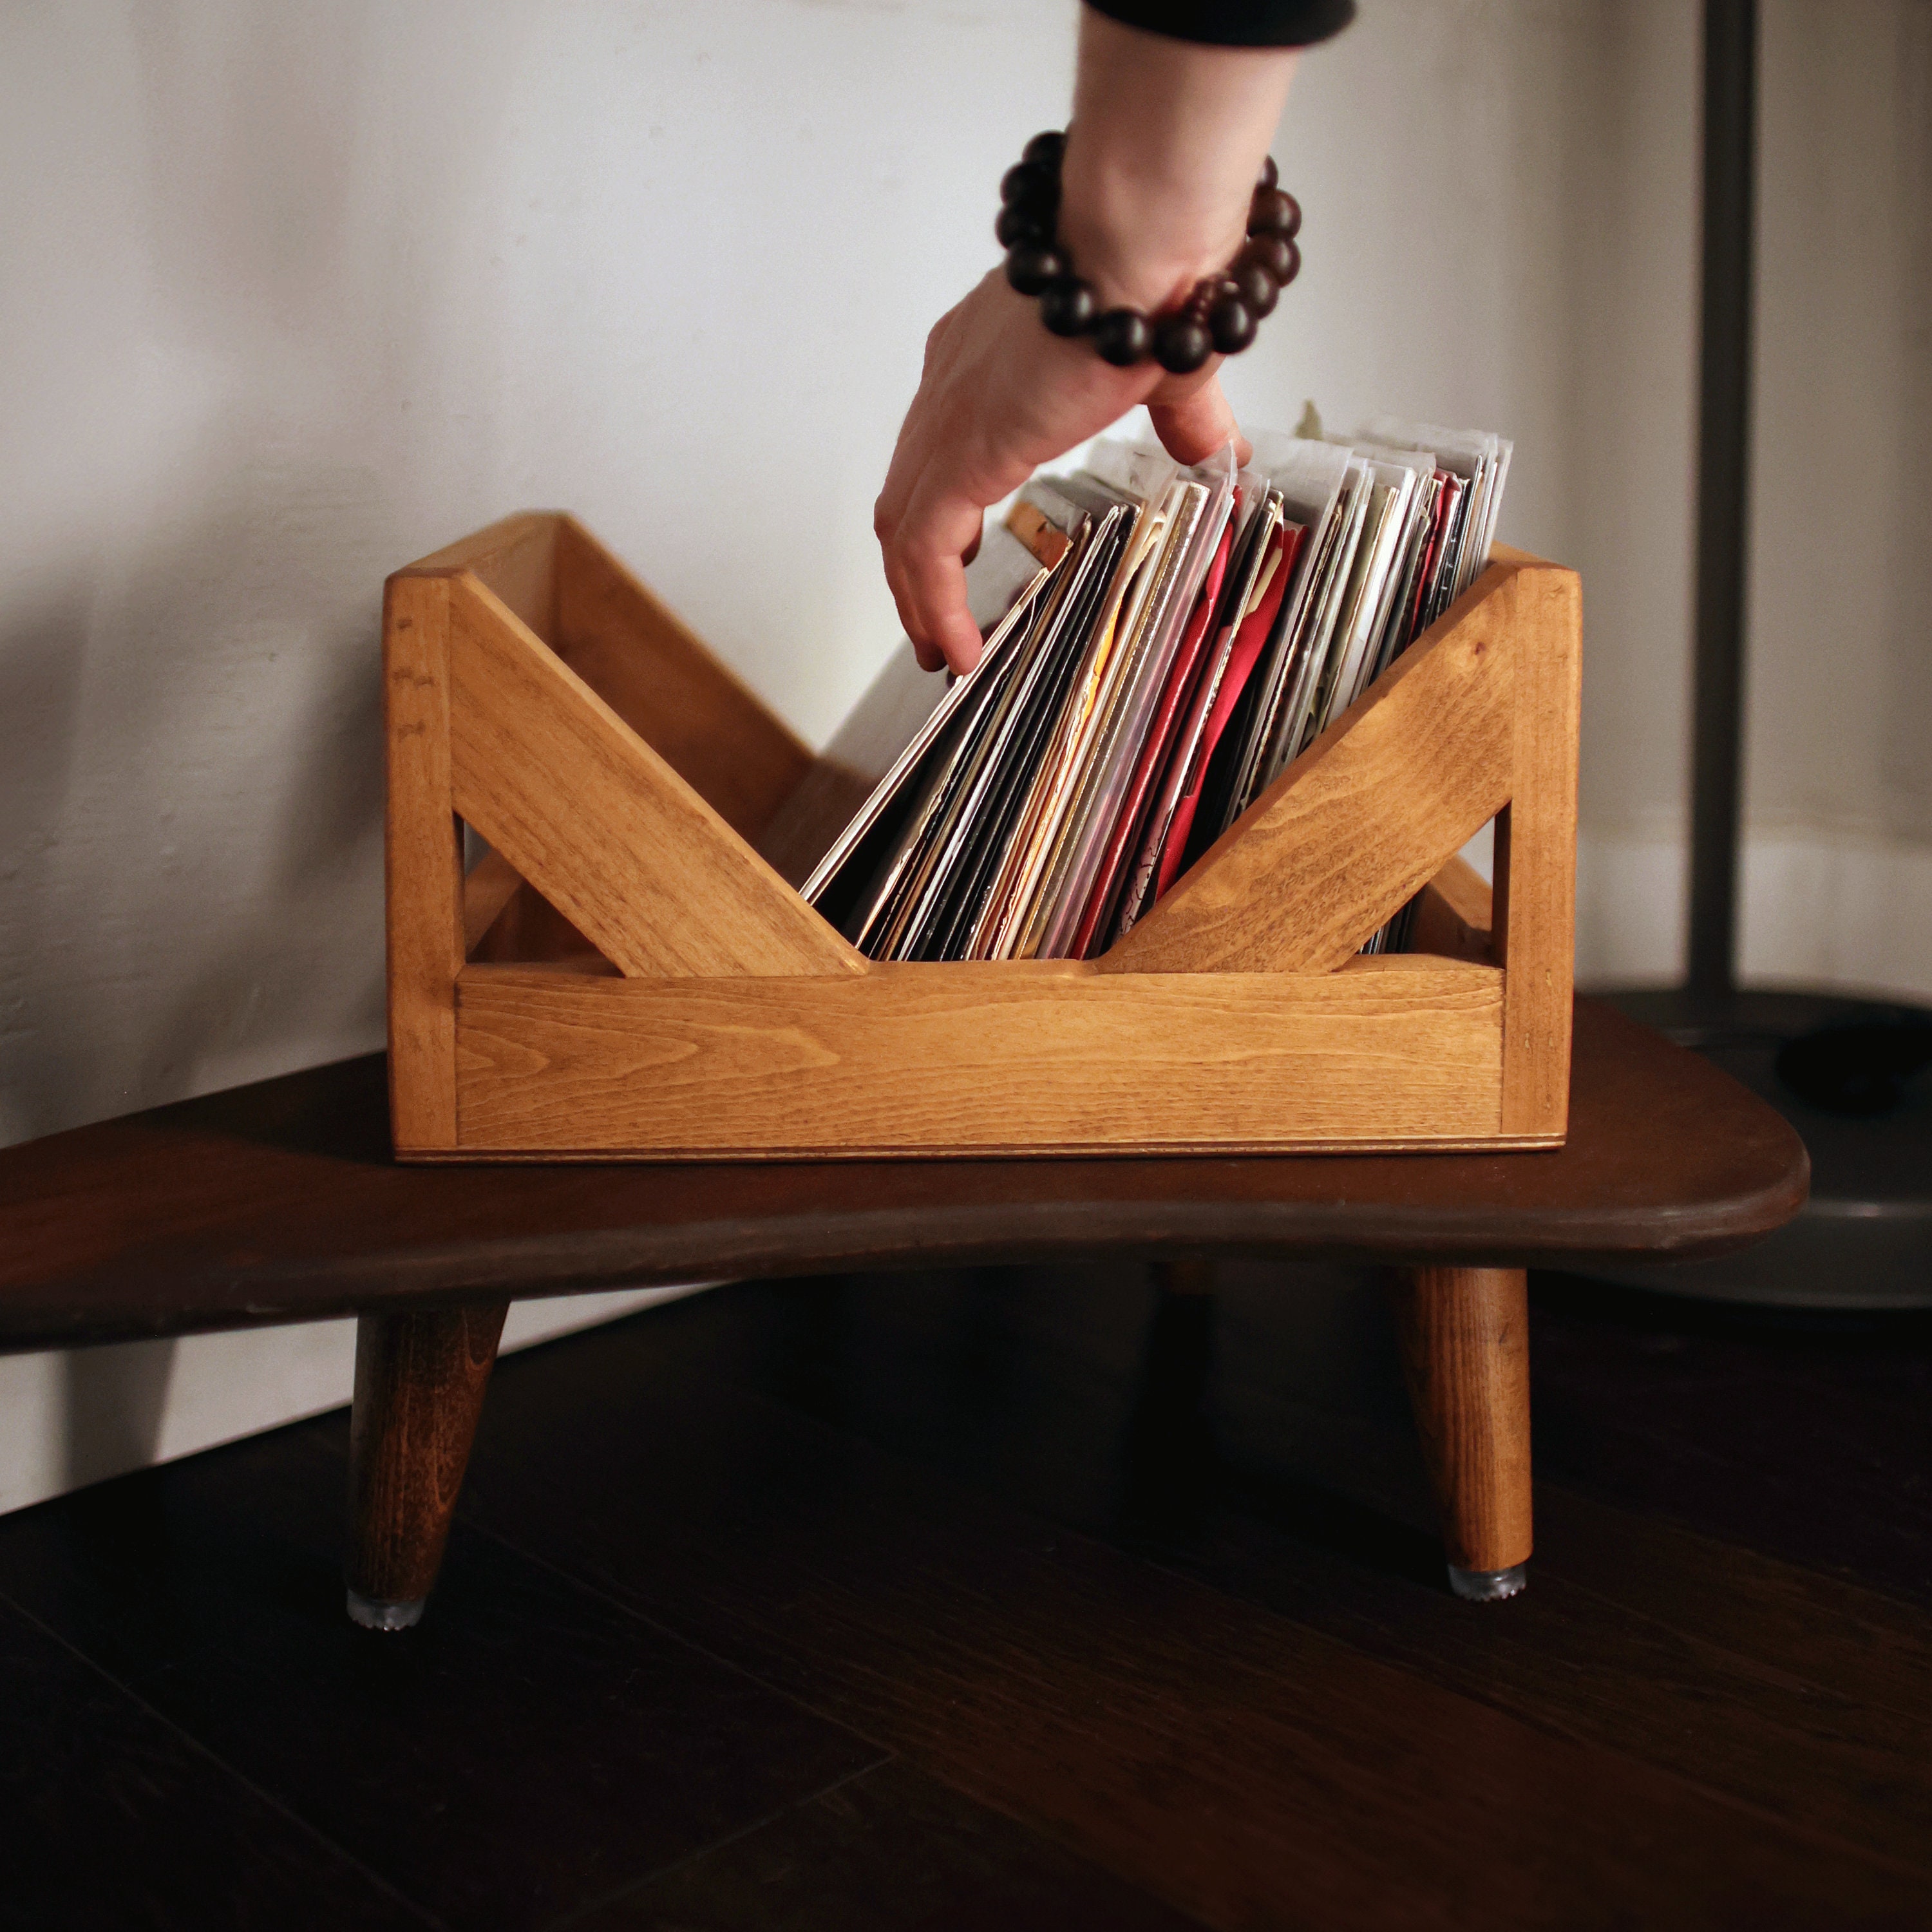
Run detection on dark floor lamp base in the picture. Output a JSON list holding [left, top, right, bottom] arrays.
[[1596, 989, 1932, 1309]]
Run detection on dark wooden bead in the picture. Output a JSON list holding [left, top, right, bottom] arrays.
[[1001, 160, 1058, 210], [1039, 277, 1097, 337], [1241, 234, 1295, 283], [1021, 129, 1066, 169], [1277, 237, 1302, 286], [1257, 154, 1278, 191], [995, 204, 1050, 249], [1208, 294, 1256, 354], [1247, 187, 1300, 238], [1231, 261, 1280, 317], [1005, 245, 1066, 297], [1091, 307, 1153, 366], [1153, 313, 1213, 375]]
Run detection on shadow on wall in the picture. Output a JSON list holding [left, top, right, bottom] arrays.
[[0, 428, 395, 1149], [62, 1341, 179, 1491], [0, 2, 536, 1150]]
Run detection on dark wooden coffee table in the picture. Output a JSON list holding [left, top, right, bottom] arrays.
[[0, 997, 1805, 1624]]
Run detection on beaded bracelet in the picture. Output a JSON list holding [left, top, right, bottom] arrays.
[[996, 129, 1302, 376]]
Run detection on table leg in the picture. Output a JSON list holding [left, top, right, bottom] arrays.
[[345, 1302, 508, 1629], [1152, 1257, 1215, 1298], [1388, 1266, 1533, 1601]]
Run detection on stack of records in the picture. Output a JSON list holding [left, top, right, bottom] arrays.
[[777, 416, 1512, 962]]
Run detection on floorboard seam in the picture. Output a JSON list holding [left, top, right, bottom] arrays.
[[462, 1519, 1233, 1931], [1122, 1533, 1932, 1891], [536, 1758, 888, 1932], [0, 1581, 451, 1931], [459, 1510, 907, 1762], [648, 1372, 1932, 1896]]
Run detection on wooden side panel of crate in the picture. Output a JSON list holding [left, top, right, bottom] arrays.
[[444, 574, 863, 981], [384, 571, 465, 1152], [403, 511, 560, 641], [1490, 551, 1582, 1137], [450, 955, 1513, 1159]]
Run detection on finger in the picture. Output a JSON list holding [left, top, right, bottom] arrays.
[[877, 541, 931, 654], [893, 483, 987, 675], [1148, 371, 1249, 467]]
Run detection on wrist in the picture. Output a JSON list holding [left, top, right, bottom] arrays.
[[1056, 142, 1245, 314]]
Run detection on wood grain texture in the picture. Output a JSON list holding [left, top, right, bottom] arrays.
[[383, 572, 464, 1152], [397, 509, 559, 640], [0, 1598, 430, 1931], [0, 1001, 1806, 1351], [654, 1264, 1932, 1896], [0, 1423, 880, 1927], [1100, 560, 1522, 976], [554, 515, 813, 841], [346, 1301, 508, 1607], [454, 955, 1506, 1157], [1388, 1265, 1533, 1573], [588, 1758, 1201, 1932], [461, 1324, 1922, 1932], [1494, 556, 1582, 1136], [445, 573, 861, 981]]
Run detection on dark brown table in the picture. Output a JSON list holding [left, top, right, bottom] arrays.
[[0, 998, 1806, 1624]]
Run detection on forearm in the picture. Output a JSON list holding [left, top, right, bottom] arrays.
[[1059, 10, 1298, 314]]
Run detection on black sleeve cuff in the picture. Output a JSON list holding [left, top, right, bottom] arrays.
[[1083, 0, 1354, 49]]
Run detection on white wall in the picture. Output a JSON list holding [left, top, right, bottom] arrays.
[[3, 0, 1926, 1512]]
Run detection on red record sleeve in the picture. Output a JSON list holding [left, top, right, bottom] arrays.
[[1070, 522, 1235, 958], [1153, 519, 1302, 902]]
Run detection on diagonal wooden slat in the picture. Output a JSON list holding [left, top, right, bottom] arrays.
[[446, 574, 862, 981], [1099, 561, 1530, 976]]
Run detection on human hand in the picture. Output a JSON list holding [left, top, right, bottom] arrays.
[[873, 272, 1247, 674], [874, 13, 1295, 676]]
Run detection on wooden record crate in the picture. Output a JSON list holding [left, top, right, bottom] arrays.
[[384, 511, 1580, 1160]]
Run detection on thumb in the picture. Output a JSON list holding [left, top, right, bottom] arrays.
[[1148, 372, 1252, 468]]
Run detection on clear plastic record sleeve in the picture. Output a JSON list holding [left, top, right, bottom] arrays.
[[1113, 486, 1288, 938], [1003, 474, 1188, 958], [1073, 511, 1236, 954], [1238, 449, 1371, 813], [976, 462, 1172, 956], [1036, 442, 1234, 958]]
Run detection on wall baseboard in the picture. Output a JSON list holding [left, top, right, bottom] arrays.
[[1575, 826, 1932, 1005]]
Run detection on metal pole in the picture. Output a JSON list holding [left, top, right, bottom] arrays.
[[1687, 0, 1757, 1000]]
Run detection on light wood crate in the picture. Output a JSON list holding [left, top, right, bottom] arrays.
[[384, 512, 1579, 1160]]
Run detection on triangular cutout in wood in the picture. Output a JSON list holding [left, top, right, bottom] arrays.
[[463, 846, 614, 974]]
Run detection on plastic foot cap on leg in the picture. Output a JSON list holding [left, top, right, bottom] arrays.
[[346, 1587, 426, 1631], [1448, 1562, 1528, 1602]]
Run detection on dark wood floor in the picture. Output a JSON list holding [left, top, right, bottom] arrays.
[[3, 1262, 1929, 1931]]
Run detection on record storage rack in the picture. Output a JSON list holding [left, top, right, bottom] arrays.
[[384, 511, 1580, 1160]]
